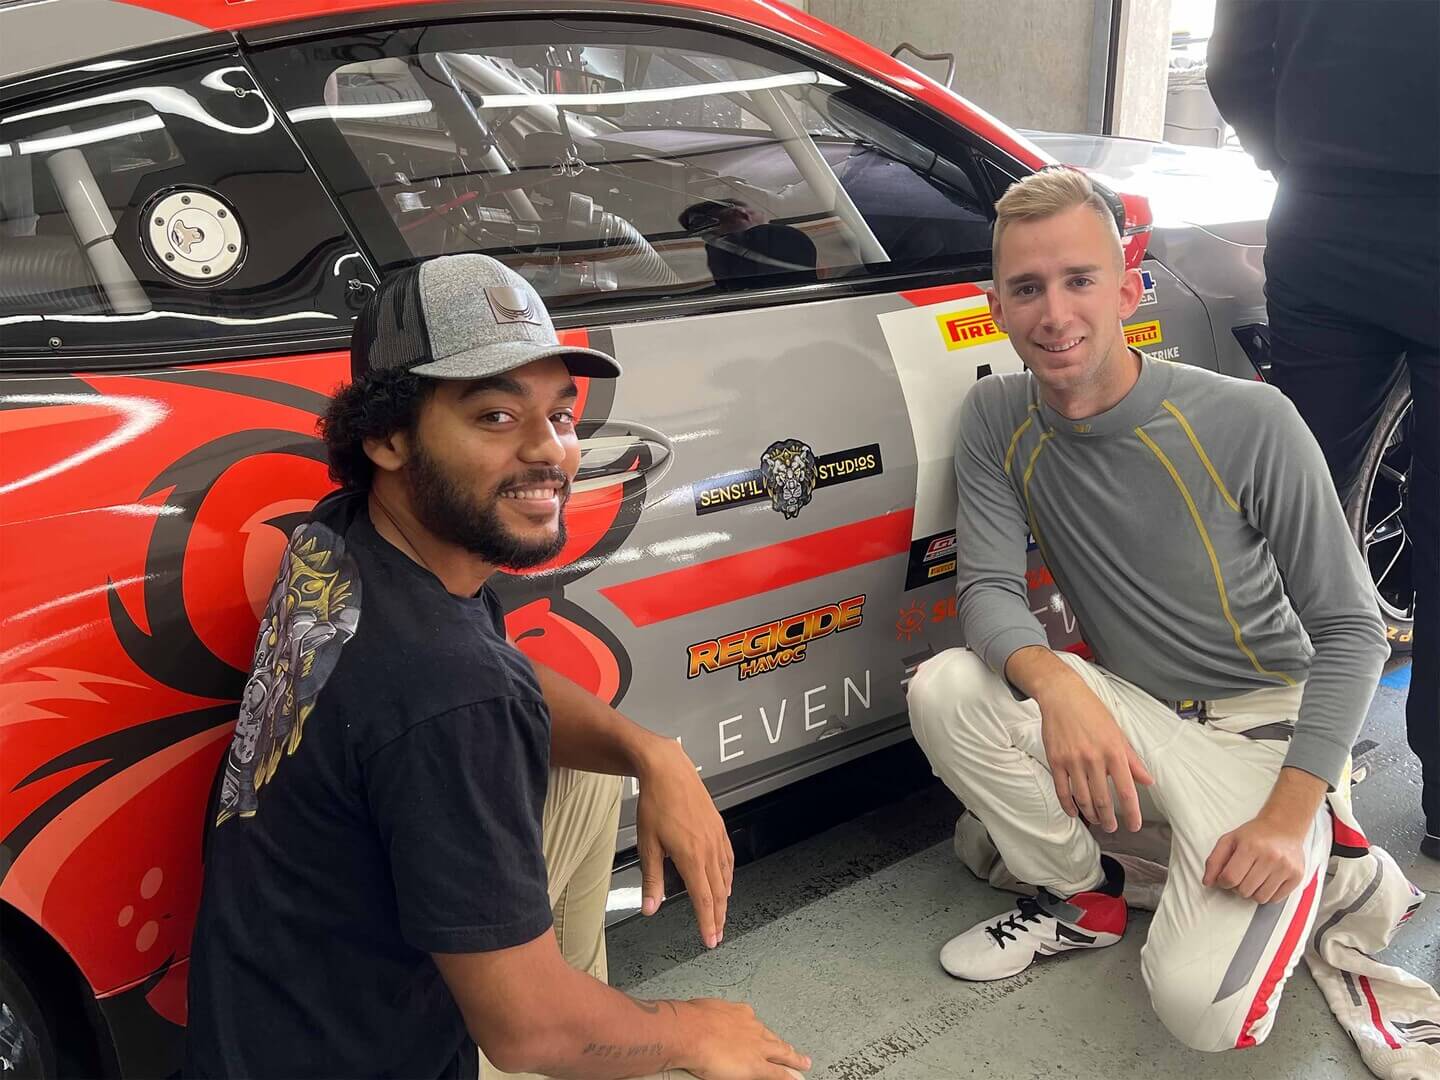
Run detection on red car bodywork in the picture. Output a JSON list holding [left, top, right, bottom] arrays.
[[0, 1, 1150, 1072]]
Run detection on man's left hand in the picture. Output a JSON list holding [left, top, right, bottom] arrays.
[[634, 739, 734, 949], [1203, 816, 1309, 904]]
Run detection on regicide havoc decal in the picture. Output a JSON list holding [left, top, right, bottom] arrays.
[[688, 595, 866, 681], [694, 441, 882, 518]]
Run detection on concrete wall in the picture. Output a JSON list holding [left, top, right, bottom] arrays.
[[1112, 0, 1173, 139], [805, 0, 1096, 132], [801, 0, 1172, 138]]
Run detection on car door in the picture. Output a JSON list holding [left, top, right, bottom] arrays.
[[243, 11, 1045, 848], [0, 48, 374, 1072]]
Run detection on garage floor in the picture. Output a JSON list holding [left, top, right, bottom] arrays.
[[609, 659, 1437, 1079]]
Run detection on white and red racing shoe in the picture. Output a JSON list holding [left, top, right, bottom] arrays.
[[940, 857, 1128, 981]]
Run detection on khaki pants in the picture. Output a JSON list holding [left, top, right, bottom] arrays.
[[482, 767, 705, 1080], [908, 648, 1331, 1053]]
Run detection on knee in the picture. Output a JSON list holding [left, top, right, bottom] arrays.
[[907, 648, 1003, 745], [1146, 965, 1248, 1054], [548, 767, 624, 827]]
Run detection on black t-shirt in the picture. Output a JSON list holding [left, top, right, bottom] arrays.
[[185, 491, 553, 1079]]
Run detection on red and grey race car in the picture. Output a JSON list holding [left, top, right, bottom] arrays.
[[0, 0, 1416, 1074]]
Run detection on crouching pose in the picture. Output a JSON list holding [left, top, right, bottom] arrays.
[[186, 254, 809, 1080], [908, 169, 1389, 1052]]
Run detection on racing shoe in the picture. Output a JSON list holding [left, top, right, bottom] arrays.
[[939, 857, 1127, 981]]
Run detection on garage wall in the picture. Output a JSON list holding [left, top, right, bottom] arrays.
[[802, 0, 1098, 133], [1112, 0, 1172, 139], [797, 0, 1173, 139]]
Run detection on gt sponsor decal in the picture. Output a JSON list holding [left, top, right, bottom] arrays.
[[687, 595, 866, 681], [1124, 320, 1163, 348], [924, 532, 956, 561], [694, 441, 882, 518], [937, 308, 1007, 350], [1138, 269, 1158, 306], [905, 529, 959, 590]]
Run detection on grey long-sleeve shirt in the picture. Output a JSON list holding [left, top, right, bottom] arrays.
[[955, 353, 1388, 788]]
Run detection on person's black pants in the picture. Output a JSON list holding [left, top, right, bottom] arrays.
[[1265, 173, 1439, 833]]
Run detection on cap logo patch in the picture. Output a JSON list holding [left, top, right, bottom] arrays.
[[485, 286, 541, 326]]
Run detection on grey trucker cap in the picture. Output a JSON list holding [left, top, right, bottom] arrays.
[[350, 253, 620, 380]]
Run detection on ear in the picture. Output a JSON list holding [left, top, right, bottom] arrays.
[[986, 287, 1008, 335], [363, 429, 410, 475], [1117, 267, 1144, 320]]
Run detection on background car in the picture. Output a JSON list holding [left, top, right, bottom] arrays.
[[0, 0, 1414, 1075]]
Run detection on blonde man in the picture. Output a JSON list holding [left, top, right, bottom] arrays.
[[907, 168, 1388, 1051]]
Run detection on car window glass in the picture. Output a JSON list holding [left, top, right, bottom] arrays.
[[250, 19, 992, 313], [0, 57, 370, 360]]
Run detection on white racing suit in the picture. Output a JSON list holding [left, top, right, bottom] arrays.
[[910, 647, 1440, 1078]]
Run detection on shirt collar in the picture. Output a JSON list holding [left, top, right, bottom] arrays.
[[1036, 350, 1170, 439]]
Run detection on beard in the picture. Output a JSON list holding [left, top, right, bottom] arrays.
[[406, 441, 569, 569]]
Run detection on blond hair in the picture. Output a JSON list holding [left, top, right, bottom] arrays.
[[992, 168, 1121, 267]]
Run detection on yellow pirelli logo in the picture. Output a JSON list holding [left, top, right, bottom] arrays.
[[937, 309, 1007, 350], [1124, 320, 1163, 347]]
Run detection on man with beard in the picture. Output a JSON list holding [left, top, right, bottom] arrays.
[[186, 254, 810, 1080]]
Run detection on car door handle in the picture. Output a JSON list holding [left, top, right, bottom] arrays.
[[573, 421, 674, 497]]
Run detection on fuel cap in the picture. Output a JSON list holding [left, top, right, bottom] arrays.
[[144, 189, 245, 284]]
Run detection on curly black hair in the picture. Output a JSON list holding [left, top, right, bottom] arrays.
[[319, 368, 437, 491]]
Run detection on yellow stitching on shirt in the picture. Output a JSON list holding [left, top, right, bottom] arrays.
[[1135, 426, 1296, 686], [1003, 406, 1039, 477], [1161, 399, 1241, 513], [1021, 431, 1056, 565]]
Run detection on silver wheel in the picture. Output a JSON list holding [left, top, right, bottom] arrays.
[[1347, 374, 1416, 653]]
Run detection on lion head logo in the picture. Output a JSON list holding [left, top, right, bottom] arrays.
[[759, 439, 818, 519]]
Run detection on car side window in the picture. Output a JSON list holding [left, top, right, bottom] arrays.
[[249, 18, 994, 314], [0, 55, 370, 362]]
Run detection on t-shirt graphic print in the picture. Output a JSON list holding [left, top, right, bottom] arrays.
[[216, 521, 361, 825]]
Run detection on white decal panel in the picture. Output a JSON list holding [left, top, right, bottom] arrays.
[[878, 294, 1026, 540]]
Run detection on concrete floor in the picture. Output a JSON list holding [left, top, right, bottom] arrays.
[[610, 659, 1437, 1079]]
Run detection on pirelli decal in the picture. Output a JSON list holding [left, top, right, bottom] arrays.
[[1124, 320, 1163, 348], [937, 309, 1007, 350], [694, 442, 883, 517], [687, 595, 866, 681]]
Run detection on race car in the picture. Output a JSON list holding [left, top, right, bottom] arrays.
[[0, 0, 1415, 1074]]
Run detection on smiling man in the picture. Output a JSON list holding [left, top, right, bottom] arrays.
[[907, 169, 1389, 1051], [185, 254, 808, 1080]]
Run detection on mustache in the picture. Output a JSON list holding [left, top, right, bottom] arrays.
[[497, 468, 571, 495]]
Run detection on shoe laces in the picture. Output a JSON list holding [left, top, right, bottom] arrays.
[[985, 895, 1046, 947]]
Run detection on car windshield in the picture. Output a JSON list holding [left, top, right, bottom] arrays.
[[256, 20, 990, 310]]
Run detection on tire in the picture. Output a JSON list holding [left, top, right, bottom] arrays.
[[0, 952, 57, 1080], [1345, 370, 1416, 656]]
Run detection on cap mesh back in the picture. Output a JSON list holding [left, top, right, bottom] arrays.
[[350, 264, 432, 378]]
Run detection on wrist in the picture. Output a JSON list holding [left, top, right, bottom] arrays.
[[1029, 665, 1083, 710], [630, 729, 686, 782], [667, 1000, 706, 1069], [1256, 767, 1327, 834]]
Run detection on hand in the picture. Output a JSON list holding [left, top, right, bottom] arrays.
[[680, 999, 810, 1080], [1204, 815, 1310, 903], [1038, 684, 1154, 833], [634, 738, 734, 948]]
